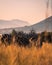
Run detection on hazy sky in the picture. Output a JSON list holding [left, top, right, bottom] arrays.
[[0, 0, 52, 25]]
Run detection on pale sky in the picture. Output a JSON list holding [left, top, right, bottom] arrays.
[[0, 0, 52, 25]]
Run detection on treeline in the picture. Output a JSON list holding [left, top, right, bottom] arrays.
[[0, 29, 52, 47]]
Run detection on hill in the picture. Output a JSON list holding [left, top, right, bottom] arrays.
[[0, 16, 52, 34], [15, 16, 52, 33], [0, 19, 29, 29]]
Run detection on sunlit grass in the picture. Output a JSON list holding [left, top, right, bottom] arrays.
[[0, 43, 52, 65]]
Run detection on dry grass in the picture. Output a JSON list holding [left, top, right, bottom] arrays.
[[0, 43, 52, 65]]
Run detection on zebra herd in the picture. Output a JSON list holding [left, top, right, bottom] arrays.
[[0, 31, 52, 47]]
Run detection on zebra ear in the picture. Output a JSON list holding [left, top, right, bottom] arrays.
[[29, 38, 32, 42]]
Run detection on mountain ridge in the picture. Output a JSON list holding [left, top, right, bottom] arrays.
[[0, 16, 52, 34], [0, 19, 29, 29]]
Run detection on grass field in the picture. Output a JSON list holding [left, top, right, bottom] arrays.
[[0, 43, 52, 65]]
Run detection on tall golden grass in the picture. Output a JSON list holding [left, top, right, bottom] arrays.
[[0, 43, 52, 65]]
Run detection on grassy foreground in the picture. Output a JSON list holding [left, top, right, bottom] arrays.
[[0, 43, 52, 65]]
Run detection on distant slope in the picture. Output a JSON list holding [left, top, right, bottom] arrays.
[[0, 16, 52, 34], [29, 16, 52, 32], [0, 19, 29, 29], [15, 16, 52, 33]]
